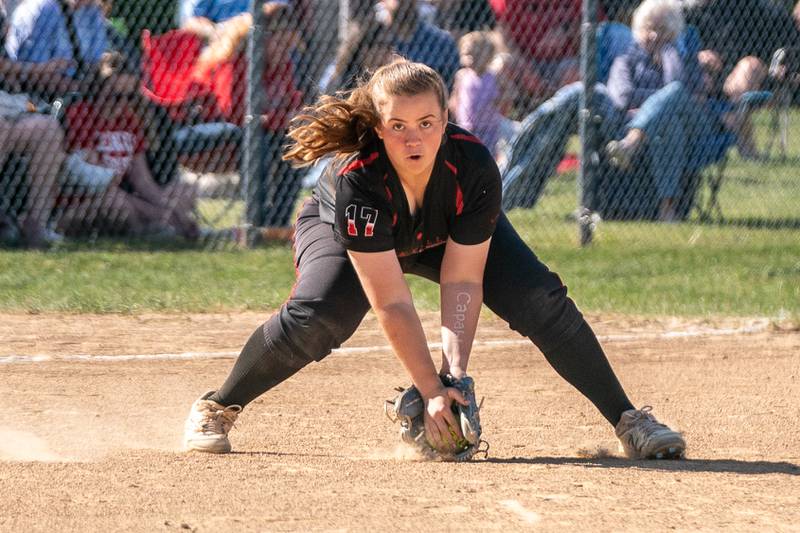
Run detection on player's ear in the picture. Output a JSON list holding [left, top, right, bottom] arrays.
[[442, 108, 449, 125], [374, 123, 384, 140]]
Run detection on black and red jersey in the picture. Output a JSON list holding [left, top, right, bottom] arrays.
[[314, 123, 502, 257]]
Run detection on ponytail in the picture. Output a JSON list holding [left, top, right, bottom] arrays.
[[283, 85, 379, 166]]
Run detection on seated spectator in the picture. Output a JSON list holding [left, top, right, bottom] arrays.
[[434, 0, 496, 42], [5, 0, 197, 238], [180, 0, 247, 32], [0, 109, 65, 247], [795, 1, 800, 31], [178, 1, 305, 238], [180, 0, 251, 67], [489, 0, 584, 114], [604, 0, 709, 221], [377, 0, 461, 90], [59, 72, 199, 239], [684, 0, 800, 157], [0, 0, 63, 248], [503, 0, 717, 222], [323, 16, 397, 93], [449, 30, 504, 157], [6, 0, 108, 96]]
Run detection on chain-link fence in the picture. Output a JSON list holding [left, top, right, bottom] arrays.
[[1, 0, 798, 249]]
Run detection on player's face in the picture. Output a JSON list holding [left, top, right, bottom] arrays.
[[374, 90, 447, 184]]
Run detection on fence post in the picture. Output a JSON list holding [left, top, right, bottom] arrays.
[[578, 0, 599, 246], [244, 0, 266, 245], [339, 0, 350, 43]]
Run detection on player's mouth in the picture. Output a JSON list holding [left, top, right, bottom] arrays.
[[407, 154, 423, 161]]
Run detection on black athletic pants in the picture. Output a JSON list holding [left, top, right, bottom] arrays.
[[212, 199, 634, 426]]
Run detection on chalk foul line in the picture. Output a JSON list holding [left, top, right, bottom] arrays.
[[0, 320, 772, 365]]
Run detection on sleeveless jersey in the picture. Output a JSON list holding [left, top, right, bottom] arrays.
[[314, 123, 502, 257]]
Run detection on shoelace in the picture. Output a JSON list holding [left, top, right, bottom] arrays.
[[625, 406, 669, 449], [634, 406, 665, 427], [195, 406, 237, 434]]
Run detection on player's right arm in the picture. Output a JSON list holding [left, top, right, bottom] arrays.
[[347, 249, 466, 451]]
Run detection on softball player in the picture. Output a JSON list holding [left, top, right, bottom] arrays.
[[184, 59, 686, 459]]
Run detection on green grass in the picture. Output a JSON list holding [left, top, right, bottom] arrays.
[[1, 217, 797, 318], [0, 243, 297, 313], [1, 110, 798, 319]]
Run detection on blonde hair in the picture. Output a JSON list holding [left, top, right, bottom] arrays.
[[458, 31, 497, 74], [284, 59, 448, 166], [194, 2, 297, 75], [631, 0, 685, 44]]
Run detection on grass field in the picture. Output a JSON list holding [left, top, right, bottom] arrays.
[[1, 215, 798, 319]]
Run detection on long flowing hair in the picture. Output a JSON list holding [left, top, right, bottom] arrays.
[[283, 59, 448, 166]]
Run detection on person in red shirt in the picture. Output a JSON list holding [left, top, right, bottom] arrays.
[[190, 1, 305, 239], [490, 0, 586, 113], [61, 84, 199, 239]]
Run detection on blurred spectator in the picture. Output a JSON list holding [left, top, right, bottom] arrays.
[[0, 110, 64, 247], [503, 0, 717, 222], [60, 73, 199, 239], [5, 1, 200, 240], [181, 1, 305, 237], [601, 0, 640, 24], [181, 0, 315, 101], [377, 0, 461, 90], [180, 0, 249, 40], [683, 0, 800, 157], [180, 0, 310, 55], [605, 0, 708, 221], [795, 0, 800, 30], [434, 0, 496, 41], [5, 0, 137, 99], [449, 30, 504, 156], [0, 0, 63, 247], [324, 16, 396, 92], [490, 0, 584, 113]]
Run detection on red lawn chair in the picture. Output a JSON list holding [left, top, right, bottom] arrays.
[[140, 29, 240, 173]]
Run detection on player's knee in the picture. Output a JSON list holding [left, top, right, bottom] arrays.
[[276, 299, 363, 365], [512, 282, 585, 352]]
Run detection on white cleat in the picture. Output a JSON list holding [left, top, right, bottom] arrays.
[[615, 406, 686, 460], [184, 391, 242, 453]]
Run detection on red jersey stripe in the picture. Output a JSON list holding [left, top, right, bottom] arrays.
[[383, 173, 393, 201], [445, 160, 458, 175], [455, 182, 464, 215], [450, 133, 482, 144], [338, 151, 379, 176]]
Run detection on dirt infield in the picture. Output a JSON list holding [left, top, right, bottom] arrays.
[[1, 311, 798, 532]]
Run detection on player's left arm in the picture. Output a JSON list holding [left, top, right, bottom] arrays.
[[439, 237, 491, 378]]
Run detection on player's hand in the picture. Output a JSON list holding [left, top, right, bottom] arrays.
[[422, 386, 469, 452]]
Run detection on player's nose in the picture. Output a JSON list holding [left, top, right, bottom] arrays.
[[405, 131, 422, 147]]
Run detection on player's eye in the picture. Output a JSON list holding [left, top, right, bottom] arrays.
[[391, 123, 404, 131], [420, 120, 432, 129]]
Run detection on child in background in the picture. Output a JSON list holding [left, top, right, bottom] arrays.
[[450, 31, 504, 157]]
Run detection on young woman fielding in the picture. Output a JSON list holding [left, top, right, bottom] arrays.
[[183, 59, 686, 460]]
